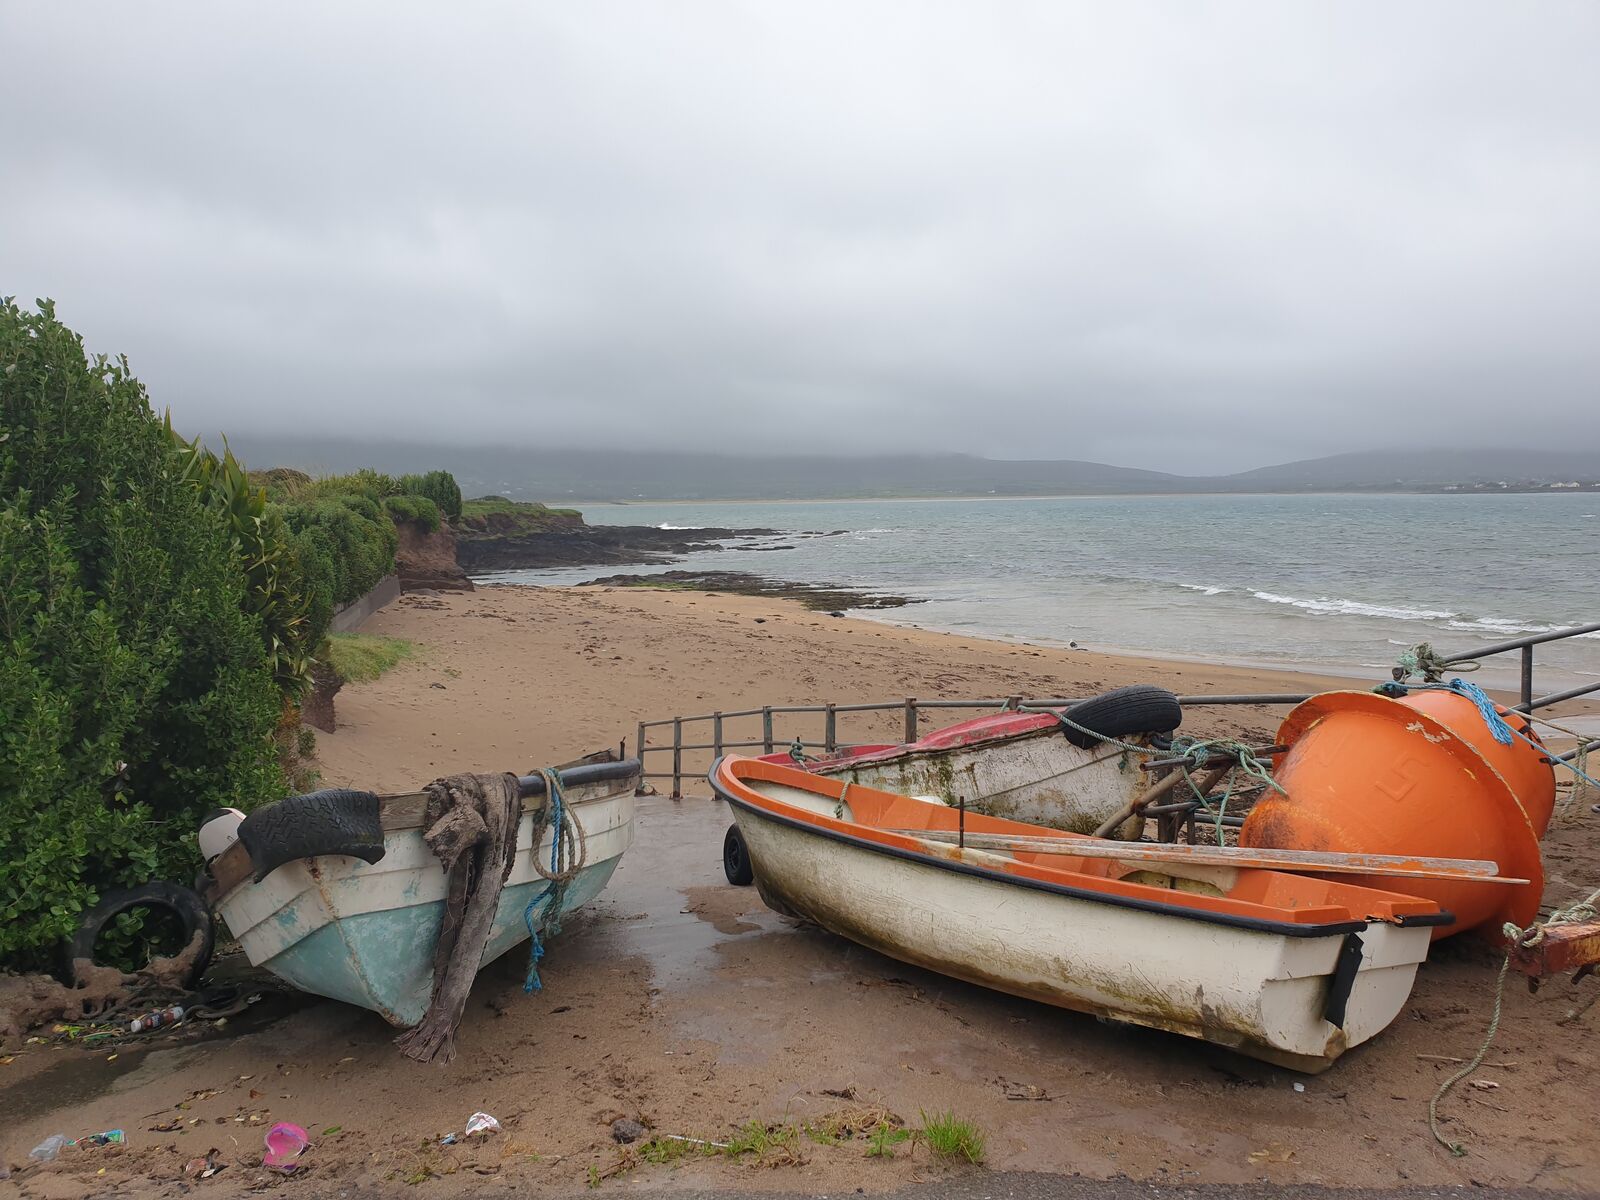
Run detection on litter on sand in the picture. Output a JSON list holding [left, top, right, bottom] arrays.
[[262, 1122, 309, 1172]]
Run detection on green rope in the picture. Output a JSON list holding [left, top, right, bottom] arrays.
[[1394, 642, 1479, 683], [1165, 736, 1286, 846], [1030, 707, 1286, 847], [1429, 886, 1600, 1154], [1428, 944, 1511, 1157]]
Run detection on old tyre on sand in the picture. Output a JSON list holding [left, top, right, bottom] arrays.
[[65, 881, 215, 988], [1058, 684, 1182, 748], [723, 824, 755, 886]]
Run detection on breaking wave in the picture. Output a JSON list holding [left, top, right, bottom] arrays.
[[1250, 592, 1458, 621], [654, 522, 700, 530], [1176, 583, 1228, 596]]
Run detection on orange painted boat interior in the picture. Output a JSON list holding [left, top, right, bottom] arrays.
[[716, 755, 1443, 928]]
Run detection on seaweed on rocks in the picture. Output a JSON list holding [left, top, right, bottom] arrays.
[[573, 570, 921, 611]]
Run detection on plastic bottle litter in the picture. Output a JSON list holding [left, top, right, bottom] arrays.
[[129, 1005, 185, 1033], [81, 1129, 126, 1146], [29, 1134, 69, 1162]]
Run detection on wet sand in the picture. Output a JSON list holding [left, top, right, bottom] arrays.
[[3, 585, 1597, 1197]]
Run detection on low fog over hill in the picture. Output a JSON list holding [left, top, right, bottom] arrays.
[[225, 437, 1600, 502]]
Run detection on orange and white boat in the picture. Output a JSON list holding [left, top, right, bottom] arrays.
[[711, 754, 1453, 1072]]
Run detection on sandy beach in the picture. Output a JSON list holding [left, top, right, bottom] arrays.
[[4, 584, 1597, 1198], [317, 585, 1386, 794]]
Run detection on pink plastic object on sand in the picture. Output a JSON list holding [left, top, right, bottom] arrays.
[[263, 1123, 309, 1172]]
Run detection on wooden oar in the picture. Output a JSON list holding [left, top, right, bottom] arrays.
[[888, 829, 1526, 884]]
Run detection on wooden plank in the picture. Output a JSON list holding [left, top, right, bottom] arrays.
[[1507, 918, 1600, 977], [889, 829, 1525, 884]]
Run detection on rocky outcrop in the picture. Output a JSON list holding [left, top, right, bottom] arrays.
[[455, 522, 791, 572], [395, 521, 475, 593], [576, 570, 921, 610]]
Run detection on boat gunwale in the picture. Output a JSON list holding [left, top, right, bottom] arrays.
[[712, 755, 1453, 938], [205, 760, 641, 903]]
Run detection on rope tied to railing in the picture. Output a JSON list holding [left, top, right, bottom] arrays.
[[1383, 677, 1600, 793], [522, 768, 590, 994], [1394, 642, 1479, 684]]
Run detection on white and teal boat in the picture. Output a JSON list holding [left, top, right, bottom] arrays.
[[200, 759, 638, 1026]]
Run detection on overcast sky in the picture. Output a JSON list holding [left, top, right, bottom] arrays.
[[3, 3, 1598, 471]]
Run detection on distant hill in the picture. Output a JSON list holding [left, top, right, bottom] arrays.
[[1221, 449, 1600, 490], [219, 435, 1600, 502]]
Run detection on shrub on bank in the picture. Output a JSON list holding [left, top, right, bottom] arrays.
[[281, 495, 398, 610], [383, 492, 441, 532], [170, 430, 318, 698], [0, 300, 283, 967], [398, 469, 462, 522]]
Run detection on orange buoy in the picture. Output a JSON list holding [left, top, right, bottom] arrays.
[[1394, 689, 1556, 836], [1240, 691, 1542, 940]]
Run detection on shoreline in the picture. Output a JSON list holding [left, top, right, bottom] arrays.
[[324, 583, 1596, 795], [576, 488, 1600, 507], [473, 577, 1598, 700], [8, 580, 1598, 1195]]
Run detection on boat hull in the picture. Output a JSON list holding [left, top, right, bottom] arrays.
[[769, 712, 1153, 835], [732, 798, 1430, 1072], [217, 785, 634, 1026]]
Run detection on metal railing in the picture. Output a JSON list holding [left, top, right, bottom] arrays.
[[633, 621, 1600, 797]]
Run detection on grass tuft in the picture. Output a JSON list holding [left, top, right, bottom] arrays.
[[325, 633, 415, 684], [865, 1121, 912, 1159], [919, 1109, 985, 1164]]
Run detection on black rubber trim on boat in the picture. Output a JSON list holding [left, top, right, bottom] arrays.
[[713, 771, 1372, 941], [1322, 931, 1365, 1029], [1393, 910, 1455, 928], [63, 882, 215, 988], [238, 788, 386, 883], [513, 757, 642, 799], [1057, 685, 1182, 749]]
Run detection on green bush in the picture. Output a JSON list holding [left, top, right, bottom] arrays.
[[280, 494, 398, 608], [383, 493, 441, 532], [398, 470, 462, 522], [0, 299, 283, 968], [171, 431, 317, 698]]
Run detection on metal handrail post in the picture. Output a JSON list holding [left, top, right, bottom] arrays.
[[1521, 644, 1535, 711], [905, 697, 918, 743], [762, 707, 774, 754], [672, 716, 683, 800], [824, 704, 837, 754], [713, 712, 724, 758]]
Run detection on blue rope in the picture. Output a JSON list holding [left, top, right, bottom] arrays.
[[1447, 679, 1515, 746], [1387, 678, 1600, 791], [522, 769, 568, 993]]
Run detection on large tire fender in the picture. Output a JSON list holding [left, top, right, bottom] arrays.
[[238, 788, 386, 883], [1059, 685, 1182, 748]]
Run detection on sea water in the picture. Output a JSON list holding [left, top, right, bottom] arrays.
[[479, 493, 1600, 690]]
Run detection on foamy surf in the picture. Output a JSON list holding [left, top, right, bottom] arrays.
[[1251, 592, 1457, 622]]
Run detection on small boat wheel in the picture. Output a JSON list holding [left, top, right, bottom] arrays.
[[722, 824, 754, 886]]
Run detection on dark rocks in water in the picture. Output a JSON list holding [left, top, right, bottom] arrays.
[[575, 570, 922, 611], [457, 522, 804, 572]]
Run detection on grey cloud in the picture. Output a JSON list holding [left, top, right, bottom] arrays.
[[3, 1, 1597, 472]]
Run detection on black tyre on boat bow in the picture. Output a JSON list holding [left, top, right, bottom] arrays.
[[1058, 684, 1182, 748], [723, 824, 755, 886], [237, 788, 386, 883]]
